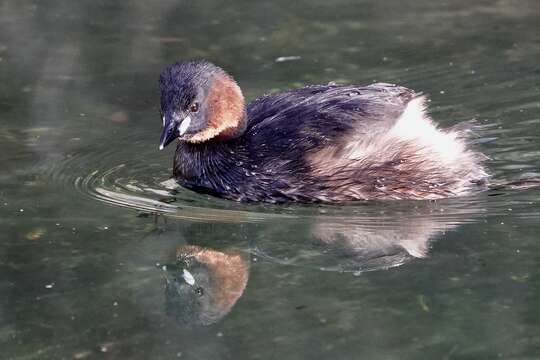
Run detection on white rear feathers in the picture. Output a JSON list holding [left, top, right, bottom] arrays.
[[309, 95, 488, 199], [389, 97, 463, 165]]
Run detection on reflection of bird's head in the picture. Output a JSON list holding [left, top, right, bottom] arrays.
[[163, 245, 249, 326]]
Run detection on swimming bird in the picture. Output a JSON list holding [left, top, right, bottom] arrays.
[[159, 60, 488, 203]]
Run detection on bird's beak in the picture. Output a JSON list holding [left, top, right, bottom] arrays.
[[159, 117, 179, 150], [159, 115, 192, 150]]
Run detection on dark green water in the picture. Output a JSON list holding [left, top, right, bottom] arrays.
[[2, 0, 540, 358]]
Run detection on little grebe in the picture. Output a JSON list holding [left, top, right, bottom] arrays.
[[159, 60, 488, 203]]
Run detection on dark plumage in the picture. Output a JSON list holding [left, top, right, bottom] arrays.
[[159, 60, 488, 203]]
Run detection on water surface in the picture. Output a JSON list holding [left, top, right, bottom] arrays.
[[1, 0, 540, 358]]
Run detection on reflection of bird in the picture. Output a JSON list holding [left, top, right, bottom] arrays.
[[251, 202, 484, 273], [163, 245, 248, 326], [158, 60, 488, 203], [312, 217, 445, 272]]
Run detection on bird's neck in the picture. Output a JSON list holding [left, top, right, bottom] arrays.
[[174, 140, 246, 192], [187, 74, 247, 143]]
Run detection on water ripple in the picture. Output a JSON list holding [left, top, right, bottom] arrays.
[[42, 112, 540, 229]]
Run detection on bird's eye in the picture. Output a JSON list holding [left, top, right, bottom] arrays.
[[189, 102, 200, 113], [195, 287, 204, 296]]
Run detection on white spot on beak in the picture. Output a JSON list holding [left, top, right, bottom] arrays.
[[178, 116, 191, 136], [182, 269, 195, 286], [159, 144, 164, 151]]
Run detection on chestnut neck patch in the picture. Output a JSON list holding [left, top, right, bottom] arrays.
[[187, 74, 247, 143]]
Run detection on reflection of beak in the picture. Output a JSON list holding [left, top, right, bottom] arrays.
[[163, 272, 173, 285]]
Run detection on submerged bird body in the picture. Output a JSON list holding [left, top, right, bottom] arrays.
[[159, 61, 488, 203]]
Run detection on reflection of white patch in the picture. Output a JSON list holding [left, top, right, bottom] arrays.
[[159, 178, 181, 190], [144, 188, 172, 197], [400, 238, 429, 258], [178, 116, 191, 135], [182, 269, 195, 286], [162, 116, 165, 126]]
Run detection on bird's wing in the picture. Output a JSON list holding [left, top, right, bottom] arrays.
[[246, 83, 418, 138]]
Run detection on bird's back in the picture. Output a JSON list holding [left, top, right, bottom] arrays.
[[245, 83, 416, 139], [237, 83, 488, 202]]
